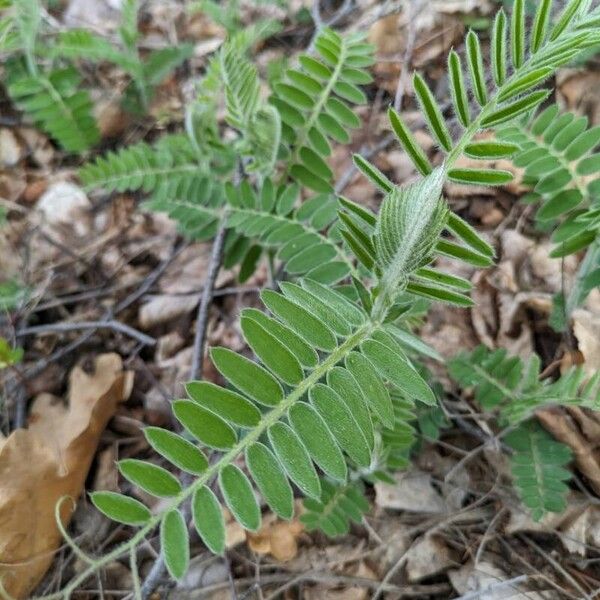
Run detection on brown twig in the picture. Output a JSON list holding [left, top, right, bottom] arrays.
[[190, 219, 229, 381], [393, 0, 423, 112], [17, 320, 156, 347]]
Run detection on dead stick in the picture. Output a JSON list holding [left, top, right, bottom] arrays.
[[17, 320, 156, 347]]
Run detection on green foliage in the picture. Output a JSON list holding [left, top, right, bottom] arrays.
[[194, 0, 283, 39], [89, 159, 472, 578], [272, 28, 374, 191], [0, 338, 23, 369], [1, 0, 101, 152], [147, 178, 357, 282], [449, 345, 600, 422], [356, 0, 600, 191], [220, 41, 281, 179], [53, 3, 192, 114], [449, 345, 600, 518], [47, 2, 600, 593], [0, 279, 28, 312], [7, 64, 100, 153], [505, 421, 572, 521], [301, 479, 369, 536], [80, 135, 227, 242], [497, 104, 600, 318], [338, 189, 487, 309]]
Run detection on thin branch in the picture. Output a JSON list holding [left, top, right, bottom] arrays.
[[17, 320, 156, 347], [394, 0, 423, 112], [190, 218, 229, 381], [454, 575, 529, 600]]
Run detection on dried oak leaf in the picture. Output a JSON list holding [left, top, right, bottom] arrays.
[[247, 513, 304, 562], [0, 353, 132, 599]]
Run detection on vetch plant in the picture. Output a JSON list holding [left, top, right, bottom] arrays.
[[53, 0, 193, 114], [449, 345, 600, 519], [1, 0, 100, 152], [27, 0, 600, 595], [498, 104, 600, 323]]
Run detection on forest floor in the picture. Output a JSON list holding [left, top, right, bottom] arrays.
[[2, 0, 600, 598]]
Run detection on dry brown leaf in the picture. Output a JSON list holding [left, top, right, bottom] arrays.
[[0, 129, 23, 167], [573, 309, 600, 377], [303, 561, 377, 600], [405, 533, 454, 582], [247, 514, 304, 562], [0, 354, 132, 599], [375, 469, 447, 513], [557, 69, 600, 125], [449, 560, 546, 599]]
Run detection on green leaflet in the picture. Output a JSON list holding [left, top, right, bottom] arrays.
[[242, 308, 318, 367], [388, 107, 433, 175], [261, 289, 337, 351], [173, 400, 237, 450], [301, 279, 366, 326], [463, 141, 519, 160], [481, 90, 550, 127], [448, 168, 514, 186], [413, 73, 452, 151], [241, 314, 304, 385], [280, 281, 351, 336], [492, 9, 508, 86], [352, 154, 393, 192], [446, 212, 495, 257], [466, 30, 488, 106], [406, 281, 474, 307], [246, 443, 294, 519], [161, 510, 189, 580], [327, 367, 374, 449], [118, 459, 182, 498], [309, 383, 371, 467], [144, 427, 208, 475], [345, 351, 394, 427], [90, 491, 151, 526], [497, 67, 553, 102], [436, 240, 493, 267], [210, 347, 283, 406], [531, 0, 553, 52], [361, 338, 435, 405], [511, 0, 526, 68], [537, 190, 584, 221], [448, 50, 470, 127], [268, 421, 321, 499], [219, 464, 261, 531], [185, 381, 261, 428], [288, 402, 348, 481], [193, 486, 225, 555]]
